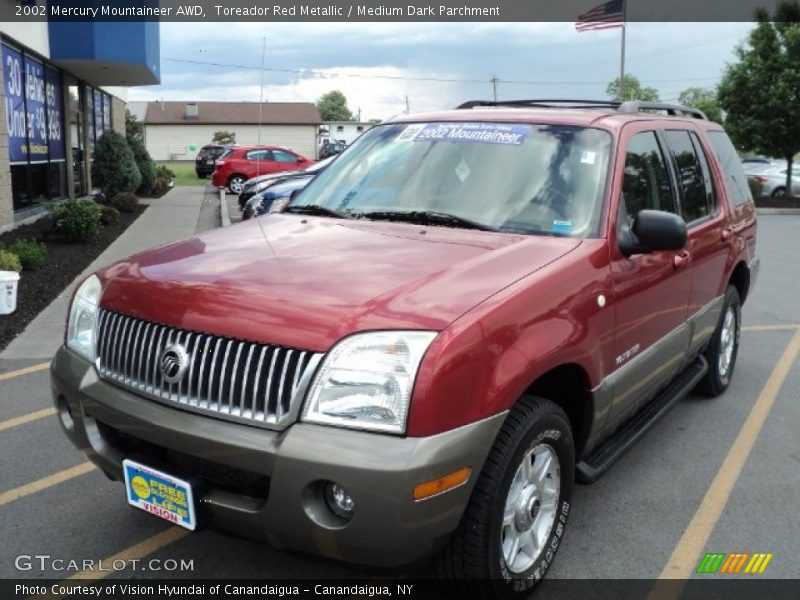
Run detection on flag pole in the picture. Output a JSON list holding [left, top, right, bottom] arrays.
[[618, 0, 627, 100]]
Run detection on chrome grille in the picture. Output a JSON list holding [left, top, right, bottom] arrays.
[[96, 309, 321, 429]]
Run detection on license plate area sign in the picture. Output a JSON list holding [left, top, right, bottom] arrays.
[[123, 459, 196, 530]]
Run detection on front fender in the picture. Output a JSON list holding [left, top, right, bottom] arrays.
[[408, 240, 614, 437]]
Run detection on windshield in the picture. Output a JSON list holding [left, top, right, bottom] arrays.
[[291, 121, 611, 237]]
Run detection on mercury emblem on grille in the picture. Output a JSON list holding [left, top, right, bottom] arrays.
[[159, 344, 189, 384]]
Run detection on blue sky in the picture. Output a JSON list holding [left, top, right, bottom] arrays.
[[130, 22, 753, 120]]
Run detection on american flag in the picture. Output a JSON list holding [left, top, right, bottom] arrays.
[[575, 0, 625, 32]]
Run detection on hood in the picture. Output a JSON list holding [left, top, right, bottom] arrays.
[[99, 216, 581, 352]]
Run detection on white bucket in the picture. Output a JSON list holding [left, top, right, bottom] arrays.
[[0, 271, 20, 315]]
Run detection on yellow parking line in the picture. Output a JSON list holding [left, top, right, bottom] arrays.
[[0, 407, 56, 431], [29, 528, 190, 599], [0, 362, 50, 382], [70, 527, 190, 580], [0, 462, 95, 507], [742, 324, 800, 332], [652, 328, 800, 591]]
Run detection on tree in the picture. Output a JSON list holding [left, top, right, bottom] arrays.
[[125, 109, 144, 142], [127, 135, 156, 195], [316, 90, 354, 121], [92, 130, 141, 199], [678, 87, 723, 123], [212, 130, 236, 144], [718, 1, 800, 196], [606, 75, 659, 101]]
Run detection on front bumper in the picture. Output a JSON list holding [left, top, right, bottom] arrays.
[[51, 346, 505, 568]]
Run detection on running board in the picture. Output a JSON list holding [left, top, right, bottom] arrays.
[[576, 356, 708, 484]]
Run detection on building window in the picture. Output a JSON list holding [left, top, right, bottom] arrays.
[[336, 125, 344, 132], [356, 125, 364, 132], [2, 43, 67, 211]]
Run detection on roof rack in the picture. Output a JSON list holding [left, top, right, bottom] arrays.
[[455, 99, 708, 120]]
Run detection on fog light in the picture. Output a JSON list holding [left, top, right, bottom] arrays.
[[324, 483, 354, 518]]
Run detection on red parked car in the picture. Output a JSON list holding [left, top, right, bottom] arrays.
[[211, 145, 314, 194], [52, 100, 757, 597]]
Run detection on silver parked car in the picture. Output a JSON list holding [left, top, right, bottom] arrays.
[[746, 165, 800, 197]]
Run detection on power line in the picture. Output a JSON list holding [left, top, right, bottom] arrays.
[[164, 56, 720, 87]]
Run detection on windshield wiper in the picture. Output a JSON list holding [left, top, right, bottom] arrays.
[[283, 204, 348, 219], [357, 210, 498, 232]]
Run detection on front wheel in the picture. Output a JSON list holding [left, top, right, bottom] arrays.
[[772, 186, 786, 198], [698, 285, 741, 397], [436, 397, 574, 599]]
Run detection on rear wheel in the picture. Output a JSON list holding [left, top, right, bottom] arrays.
[[772, 186, 786, 198], [227, 175, 246, 195], [698, 285, 741, 397], [436, 397, 574, 598]]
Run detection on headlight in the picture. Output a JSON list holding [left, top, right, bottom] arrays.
[[66, 275, 102, 361], [303, 331, 437, 434]]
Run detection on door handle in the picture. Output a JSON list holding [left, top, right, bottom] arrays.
[[673, 251, 691, 271], [721, 227, 733, 242]]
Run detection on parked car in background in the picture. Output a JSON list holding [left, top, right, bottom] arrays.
[[212, 146, 314, 194], [195, 144, 234, 178], [746, 165, 800, 197], [242, 174, 314, 220], [320, 140, 347, 159], [238, 156, 336, 211]]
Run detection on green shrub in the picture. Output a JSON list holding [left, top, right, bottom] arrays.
[[128, 135, 156, 195], [50, 198, 103, 242], [8, 238, 46, 271], [110, 192, 140, 213], [100, 205, 120, 225], [155, 164, 175, 180], [0, 249, 22, 273], [92, 130, 141, 199]]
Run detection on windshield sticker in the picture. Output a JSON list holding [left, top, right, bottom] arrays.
[[580, 151, 597, 165], [552, 220, 572, 235], [405, 123, 532, 145], [455, 158, 471, 182]]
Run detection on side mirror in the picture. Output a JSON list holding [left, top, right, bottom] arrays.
[[619, 209, 687, 257]]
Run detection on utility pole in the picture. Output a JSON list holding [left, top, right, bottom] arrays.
[[357, 107, 361, 121], [618, 1, 627, 100], [405, 95, 410, 114], [491, 75, 498, 102], [258, 37, 266, 146]]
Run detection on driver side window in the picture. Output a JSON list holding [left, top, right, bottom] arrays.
[[620, 132, 677, 229]]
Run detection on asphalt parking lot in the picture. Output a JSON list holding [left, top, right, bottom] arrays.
[[0, 213, 798, 590]]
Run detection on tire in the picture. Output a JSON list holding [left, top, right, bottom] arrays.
[[435, 397, 574, 599], [227, 175, 246, 195], [698, 285, 741, 397], [772, 187, 786, 198], [242, 205, 252, 221], [196, 172, 207, 179]]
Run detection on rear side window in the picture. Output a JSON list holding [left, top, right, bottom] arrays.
[[663, 130, 715, 223], [620, 131, 676, 227], [707, 131, 753, 206], [245, 150, 272, 161]]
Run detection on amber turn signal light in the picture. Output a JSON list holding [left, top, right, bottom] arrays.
[[413, 467, 472, 501]]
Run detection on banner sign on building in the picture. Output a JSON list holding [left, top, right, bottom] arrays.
[[2, 44, 28, 165], [23, 55, 48, 163], [93, 88, 104, 141], [3, 45, 65, 165], [103, 93, 111, 133], [46, 67, 65, 162]]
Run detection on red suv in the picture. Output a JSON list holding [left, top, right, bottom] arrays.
[[52, 100, 758, 597], [211, 145, 314, 194]]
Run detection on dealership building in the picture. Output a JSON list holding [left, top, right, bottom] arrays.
[[0, 18, 160, 232]]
